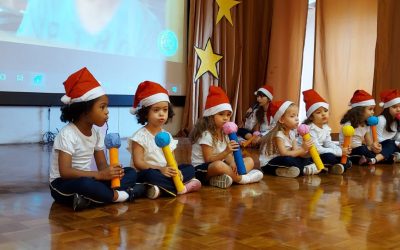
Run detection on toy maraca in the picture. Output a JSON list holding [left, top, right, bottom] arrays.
[[341, 125, 355, 164], [297, 124, 324, 171], [367, 116, 379, 142], [155, 131, 185, 193], [222, 122, 247, 175], [104, 133, 121, 189], [242, 131, 261, 148]]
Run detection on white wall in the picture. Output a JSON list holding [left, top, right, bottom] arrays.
[[0, 106, 183, 144], [299, 5, 316, 122]]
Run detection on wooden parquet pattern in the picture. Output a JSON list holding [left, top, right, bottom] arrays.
[[1, 139, 400, 249]]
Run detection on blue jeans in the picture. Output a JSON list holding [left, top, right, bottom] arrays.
[[49, 167, 137, 205]]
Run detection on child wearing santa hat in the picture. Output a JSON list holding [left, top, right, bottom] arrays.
[[49, 67, 143, 211], [302, 89, 352, 175], [190, 86, 263, 188], [128, 81, 201, 199], [238, 84, 275, 147], [339, 89, 392, 165], [376, 89, 400, 162], [259, 100, 318, 177]]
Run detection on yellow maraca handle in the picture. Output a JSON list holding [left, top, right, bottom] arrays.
[[161, 146, 185, 193], [303, 133, 324, 170]]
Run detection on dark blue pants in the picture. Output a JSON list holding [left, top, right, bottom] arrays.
[[49, 167, 137, 205], [320, 153, 351, 170], [137, 164, 195, 195], [261, 156, 312, 176], [350, 139, 398, 163], [238, 128, 252, 138]]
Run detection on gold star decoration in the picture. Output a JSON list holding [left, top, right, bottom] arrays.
[[216, 0, 240, 26], [194, 39, 223, 81]]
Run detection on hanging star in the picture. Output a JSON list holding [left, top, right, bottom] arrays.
[[194, 39, 223, 81], [216, 0, 240, 26]]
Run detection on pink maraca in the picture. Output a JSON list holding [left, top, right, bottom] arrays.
[[222, 122, 246, 175], [297, 124, 324, 171], [297, 124, 310, 136], [222, 122, 238, 134]]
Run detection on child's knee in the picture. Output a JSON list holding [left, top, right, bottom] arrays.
[[208, 161, 231, 174], [244, 157, 254, 169]]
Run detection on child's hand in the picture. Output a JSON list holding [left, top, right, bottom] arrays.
[[342, 146, 352, 156], [302, 138, 313, 152], [160, 166, 178, 177], [371, 142, 382, 154], [225, 140, 239, 153], [97, 164, 124, 180]]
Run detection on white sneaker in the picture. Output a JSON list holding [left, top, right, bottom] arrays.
[[330, 164, 345, 175], [247, 169, 264, 182], [303, 163, 320, 175], [146, 184, 161, 199], [393, 152, 400, 163], [209, 174, 233, 189], [275, 166, 300, 178]]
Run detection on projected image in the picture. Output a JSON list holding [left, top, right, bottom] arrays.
[[0, 0, 181, 60], [0, 0, 186, 96]]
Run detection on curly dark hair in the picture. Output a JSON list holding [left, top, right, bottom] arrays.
[[135, 103, 175, 125], [303, 117, 313, 125], [380, 108, 396, 132], [60, 98, 97, 123], [302, 107, 329, 125], [340, 106, 367, 127]]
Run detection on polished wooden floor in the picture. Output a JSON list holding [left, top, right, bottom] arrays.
[[1, 139, 400, 249]]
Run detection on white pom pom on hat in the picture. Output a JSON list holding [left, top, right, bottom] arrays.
[[379, 89, 400, 109]]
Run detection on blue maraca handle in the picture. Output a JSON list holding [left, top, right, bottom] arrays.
[[227, 133, 247, 175]]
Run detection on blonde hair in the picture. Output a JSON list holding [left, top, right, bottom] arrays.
[[259, 122, 285, 156], [259, 103, 297, 156], [189, 115, 229, 146]]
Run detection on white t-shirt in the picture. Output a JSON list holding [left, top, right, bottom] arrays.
[[309, 123, 342, 156], [259, 130, 296, 166], [244, 107, 274, 136], [127, 127, 177, 170], [191, 131, 229, 166], [339, 122, 369, 148], [49, 123, 104, 182], [377, 115, 400, 146]]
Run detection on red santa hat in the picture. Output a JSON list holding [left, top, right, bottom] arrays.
[[61, 67, 105, 104], [255, 84, 274, 100], [268, 100, 294, 122], [131, 81, 170, 114], [303, 89, 329, 118], [203, 86, 232, 117], [379, 89, 400, 108], [349, 90, 375, 108]]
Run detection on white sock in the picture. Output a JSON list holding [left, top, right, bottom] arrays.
[[238, 174, 251, 184], [114, 190, 129, 202]]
